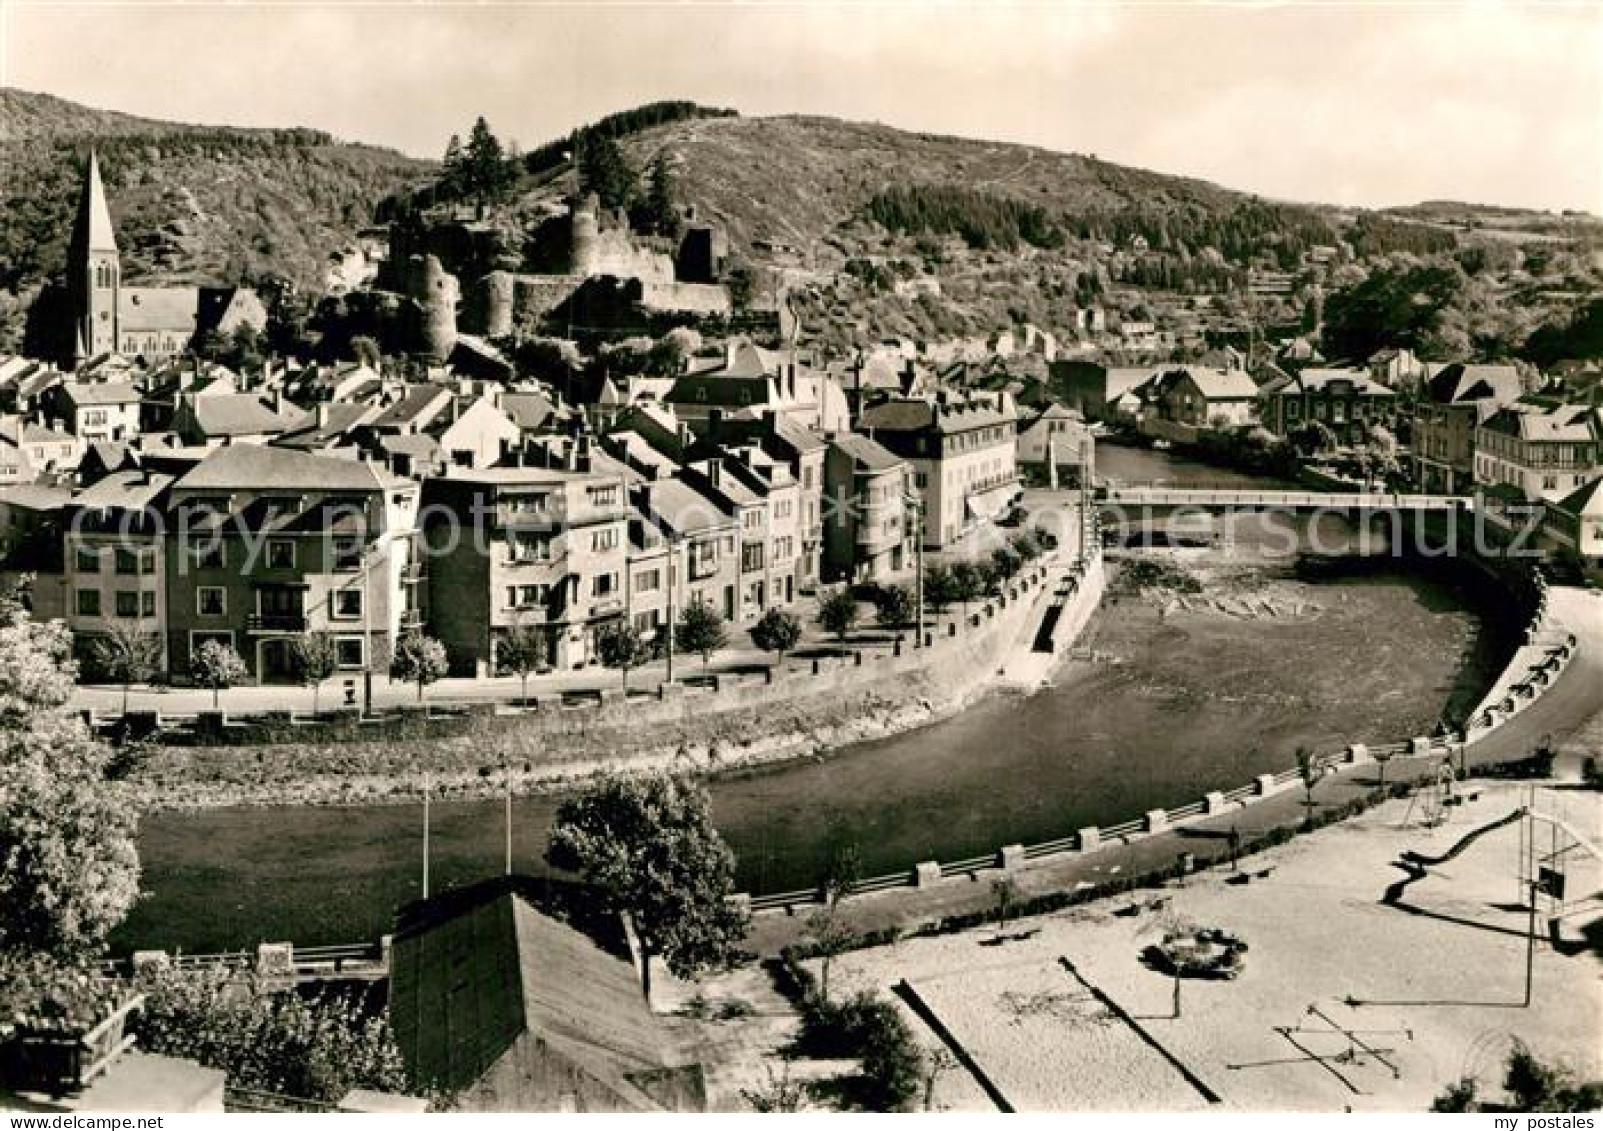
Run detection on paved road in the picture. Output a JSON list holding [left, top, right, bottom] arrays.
[[1458, 587, 1602, 768]]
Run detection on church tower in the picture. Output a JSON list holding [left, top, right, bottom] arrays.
[[68, 149, 120, 361]]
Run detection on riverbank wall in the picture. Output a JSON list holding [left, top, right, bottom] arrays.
[[121, 553, 1105, 811]]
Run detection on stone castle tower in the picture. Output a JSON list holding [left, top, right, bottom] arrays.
[[69, 150, 120, 360], [569, 193, 601, 277], [413, 253, 459, 362]]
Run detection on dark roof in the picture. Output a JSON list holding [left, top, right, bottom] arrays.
[[830, 432, 904, 472], [389, 884, 703, 1111], [372, 385, 451, 431], [1552, 475, 1603, 518], [274, 402, 376, 447], [1425, 363, 1523, 406], [859, 394, 1014, 435]]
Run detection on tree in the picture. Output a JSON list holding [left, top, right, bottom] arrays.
[[497, 620, 548, 703], [191, 639, 247, 710], [749, 607, 803, 664], [1292, 420, 1338, 457], [0, 588, 140, 958], [291, 630, 339, 714], [922, 564, 957, 615], [858, 1004, 925, 1111], [595, 620, 648, 692], [675, 596, 727, 669], [726, 261, 758, 312], [390, 630, 448, 703], [462, 116, 510, 218], [440, 132, 465, 197], [806, 844, 860, 1003], [989, 545, 1023, 586], [875, 585, 916, 629], [92, 623, 162, 715], [949, 561, 985, 610], [818, 588, 859, 644], [1430, 1077, 1480, 1112], [641, 152, 683, 241], [1295, 746, 1324, 822], [349, 335, 381, 368], [741, 1063, 806, 1113], [1009, 530, 1044, 562], [546, 772, 749, 996], [992, 875, 1019, 928], [575, 130, 636, 211], [1504, 1040, 1603, 1112], [922, 1048, 960, 1112]]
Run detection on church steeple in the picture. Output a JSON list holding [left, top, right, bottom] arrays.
[[72, 149, 118, 255], [68, 148, 120, 360]]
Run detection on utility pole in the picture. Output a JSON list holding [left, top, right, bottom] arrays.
[[664, 532, 677, 683], [361, 554, 372, 716], [1525, 876, 1537, 1008], [910, 487, 925, 647], [422, 770, 431, 900], [504, 760, 513, 877]]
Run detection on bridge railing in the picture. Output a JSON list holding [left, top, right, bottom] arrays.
[[1098, 487, 1466, 510]]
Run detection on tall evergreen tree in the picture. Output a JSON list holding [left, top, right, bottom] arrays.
[[644, 153, 682, 240], [463, 117, 509, 218], [576, 131, 637, 211]]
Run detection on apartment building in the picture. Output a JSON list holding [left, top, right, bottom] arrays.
[[857, 390, 1017, 550], [1411, 363, 1523, 495], [61, 470, 171, 674], [162, 445, 420, 683], [630, 475, 742, 627], [1257, 367, 1397, 446], [822, 433, 914, 585], [1475, 399, 1603, 503], [422, 455, 631, 676]]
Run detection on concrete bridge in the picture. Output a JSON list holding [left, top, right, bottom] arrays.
[[1097, 486, 1467, 516]]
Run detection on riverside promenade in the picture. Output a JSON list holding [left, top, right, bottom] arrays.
[[746, 584, 1603, 957]]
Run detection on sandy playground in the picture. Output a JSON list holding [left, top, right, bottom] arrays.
[[816, 781, 1601, 1112]]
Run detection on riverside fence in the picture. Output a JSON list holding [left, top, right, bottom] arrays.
[[742, 575, 1582, 916]]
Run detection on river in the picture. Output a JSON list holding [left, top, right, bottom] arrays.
[[115, 444, 1513, 954]]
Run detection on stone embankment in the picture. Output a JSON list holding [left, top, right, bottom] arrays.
[[121, 554, 1104, 811]]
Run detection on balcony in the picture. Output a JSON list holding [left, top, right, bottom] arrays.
[[247, 613, 307, 632]]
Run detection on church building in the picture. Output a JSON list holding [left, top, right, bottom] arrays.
[[67, 150, 266, 365]]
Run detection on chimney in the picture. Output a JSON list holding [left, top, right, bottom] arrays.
[[707, 460, 721, 488], [576, 434, 592, 473], [316, 403, 330, 431]]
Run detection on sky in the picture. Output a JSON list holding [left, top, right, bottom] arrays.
[[3, 1, 1599, 213]]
